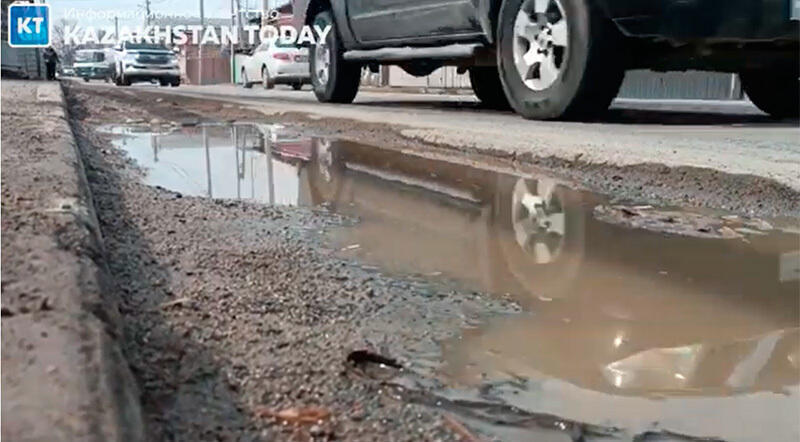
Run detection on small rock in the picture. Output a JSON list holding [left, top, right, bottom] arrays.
[[719, 226, 740, 239]]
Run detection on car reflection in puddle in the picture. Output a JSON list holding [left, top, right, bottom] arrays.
[[108, 123, 800, 441]]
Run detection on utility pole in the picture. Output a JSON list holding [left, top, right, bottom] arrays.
[[144, 0, 151, 25], [230, 0, 237, 84], [114, 16, 119, 40], [198, 0, 205, 85]]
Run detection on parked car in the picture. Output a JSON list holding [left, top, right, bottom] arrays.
[[112, 41, 180, 87], [59, 65, 75, 78], [292, 0, 799, 119], [73, 49, 112, 82], [240, 39, 310, 90]]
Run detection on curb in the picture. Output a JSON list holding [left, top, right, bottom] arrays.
[[1, 81, 144, 442]]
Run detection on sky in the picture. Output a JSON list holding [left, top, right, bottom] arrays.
[[51, 0, 266, 27]]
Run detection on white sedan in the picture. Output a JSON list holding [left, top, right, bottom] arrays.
[[240, 40, 310, 90]]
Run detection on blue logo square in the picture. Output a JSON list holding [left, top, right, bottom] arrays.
[[8, 4, 50, 48]]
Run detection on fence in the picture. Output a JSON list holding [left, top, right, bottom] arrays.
[[618, 70, 742, 100], [183, 57, 232, 85], [1, 42, 45, 79], [384, 66, 744, 100]]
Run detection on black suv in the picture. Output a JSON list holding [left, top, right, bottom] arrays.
[[293, 0, 799, 120]]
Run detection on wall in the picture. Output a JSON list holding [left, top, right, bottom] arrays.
[[1, 0, 45, 79]]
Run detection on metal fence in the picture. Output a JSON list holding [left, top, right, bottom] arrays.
[[1, 42, 45, 79], [618, 70, 742, 100], [384, 66, 744, 100], [184, 57, 232, 85]]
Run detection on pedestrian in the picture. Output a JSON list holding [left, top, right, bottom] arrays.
[[44, 47, 59, 81]]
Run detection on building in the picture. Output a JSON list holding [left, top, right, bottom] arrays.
[[1, 0, 46, 79], [150, 17, 232, 85]]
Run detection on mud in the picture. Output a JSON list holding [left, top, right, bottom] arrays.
[[62, 82, 800, 441]]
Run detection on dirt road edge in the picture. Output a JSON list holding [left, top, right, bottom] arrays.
[[1, 81, 144, 442]]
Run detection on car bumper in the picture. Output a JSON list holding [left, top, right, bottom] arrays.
[[274, 63, 310, 82], [122, 66, 180, 78], [609, 0, 799, 41], [75, 67, 110, 78]]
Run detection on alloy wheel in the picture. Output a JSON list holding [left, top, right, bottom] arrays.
[[512, 0, 569, 91], [511, 178, 566, 264], [314, 41, 331, 87]]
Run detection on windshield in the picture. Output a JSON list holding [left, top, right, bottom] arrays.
[[75, 51, 105, 62], [125, 42, 168, 51]]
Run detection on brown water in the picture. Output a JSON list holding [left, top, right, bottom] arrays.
[[109, 123, 800, 441]]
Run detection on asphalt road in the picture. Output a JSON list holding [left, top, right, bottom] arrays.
[[75, 80, 800, 192]]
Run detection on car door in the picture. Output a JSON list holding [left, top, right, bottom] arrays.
[[346, 0, 482, 44]]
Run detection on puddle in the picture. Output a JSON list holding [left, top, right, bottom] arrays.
[[107, 123, 800, 441], [104, 124, 309, 205]]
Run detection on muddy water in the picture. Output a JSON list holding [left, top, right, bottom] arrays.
[[108, 124, 800, 441]]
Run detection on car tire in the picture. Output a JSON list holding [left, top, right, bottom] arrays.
[[740, 69, 799, 119], [170, 79, 181, 87], [310, 10, 361, 103], [292, 82, 303, 91], [469, 66, 511, 109], [83, 77, 90, 82], [497, 0, 625, 120], [241, 69, 252, 89], [491, 176, 585, 300], [159, 79, 169, 87], [262, 66, 275, 89]]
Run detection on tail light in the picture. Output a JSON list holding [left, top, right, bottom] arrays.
[[273, 52, 290, 61]]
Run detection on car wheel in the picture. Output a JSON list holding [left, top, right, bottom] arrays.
[[83, 77, 90, 82], [292, 82, 303, 91], [497, 0, 625, 120], [241, 69, 252, 88], [170, 79, 181, 87], [491, 176, 585, 300], [469, 66, 511, 109], [310, 10, 361, 103], [306, 138, 346, 207], [740, 69, 799, 119], [159, 79, 169, 87], [262, 66, 275, 89]]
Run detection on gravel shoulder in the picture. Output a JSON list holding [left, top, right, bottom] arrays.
[[61, 81, 513, 440], [68, 82, 800, 218]]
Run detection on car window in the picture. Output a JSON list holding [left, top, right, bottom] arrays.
[[75, 51, 104, 62]]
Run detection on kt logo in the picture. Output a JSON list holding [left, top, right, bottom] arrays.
[[8, 3, 50, 48]]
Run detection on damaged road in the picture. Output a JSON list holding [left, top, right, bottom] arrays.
[[70, 81, 800, 218], [58, 82, 800, 441]]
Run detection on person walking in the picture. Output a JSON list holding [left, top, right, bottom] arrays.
[[44, 47, 59, 81]]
